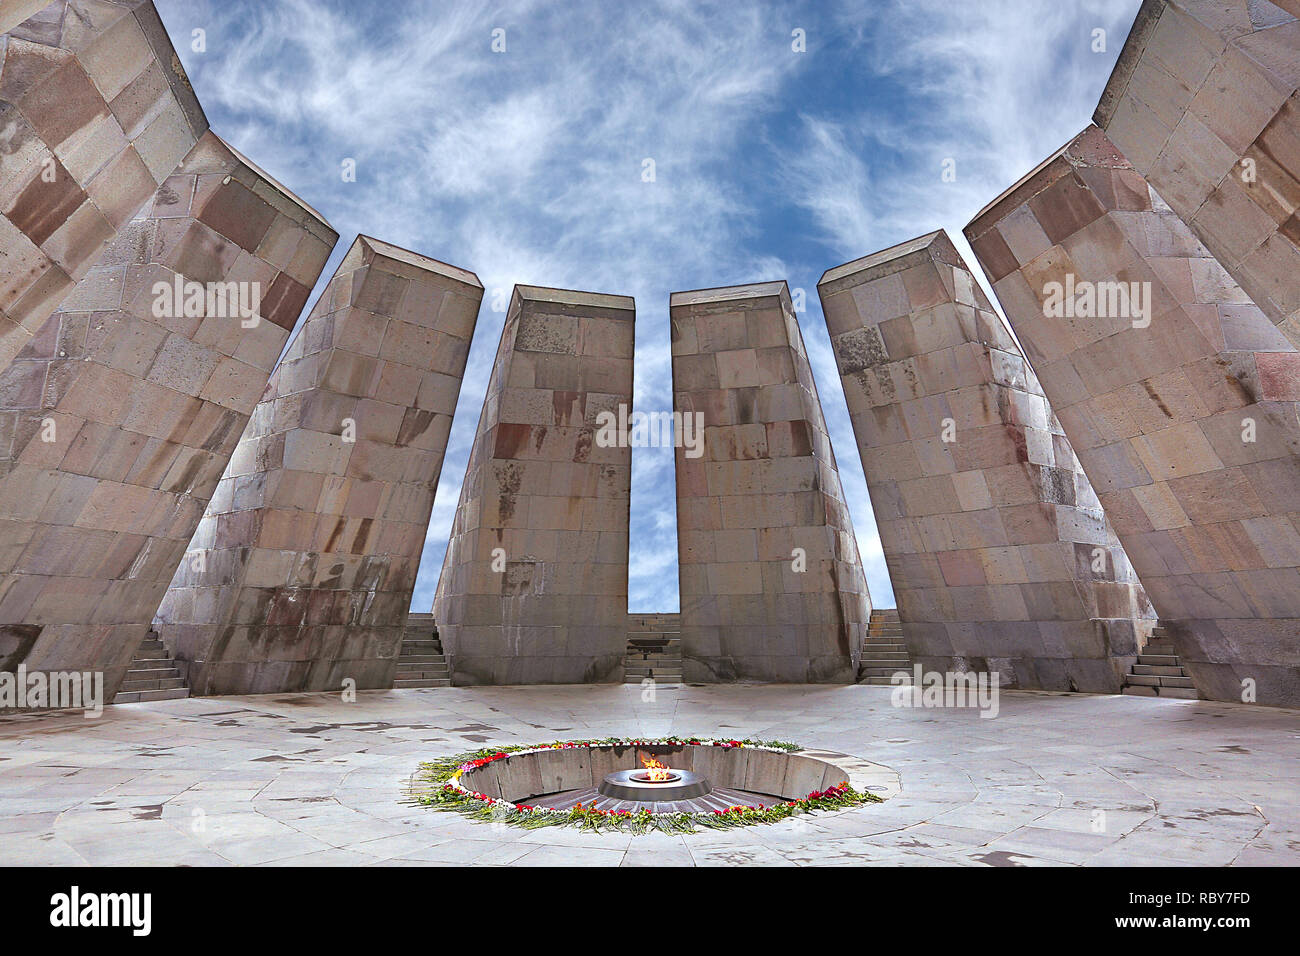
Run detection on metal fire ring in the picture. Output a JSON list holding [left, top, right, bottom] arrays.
[[597, 768, 711, 802]]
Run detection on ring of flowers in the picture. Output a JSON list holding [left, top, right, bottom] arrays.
[[412, 736, 882, 833]]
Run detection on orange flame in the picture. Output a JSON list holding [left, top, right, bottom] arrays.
[[641, 755, 672, 781]]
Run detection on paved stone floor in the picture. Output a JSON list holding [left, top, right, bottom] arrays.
[[0, 684, 1296, 866]]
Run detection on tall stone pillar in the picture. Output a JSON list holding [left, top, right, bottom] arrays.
[[433, 286, 633, 685], [154, 237, 482, 695], [0, 131, 335, 698], [964, 125, 1300, 707], [2, 1, 208, 369], [671, 281, 870, 683], [1096, 0, 1300, 346], [819, 231, 1154, 693]]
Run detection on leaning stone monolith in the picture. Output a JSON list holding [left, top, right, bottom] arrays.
[[1, 1, 208, 369], [965, 124, 1300, 707], [433, 286, 634, 685], [0, 131, 335, 698], [671, 281, 871, 683], [819, 230, 1154, 693], [1097, 0, 1300, 346], [154, 236, 482, 695]]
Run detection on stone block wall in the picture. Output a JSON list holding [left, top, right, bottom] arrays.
[[671, 281, 871, 682], [1097, 0, 1300, 346], [154, 236, 481, 695], [433, 286, 634, 685], [0, 131, 335, 697], [965, 125, 1300, 706], [819, 230, 1154, 693], [1, 1, 208, 369]]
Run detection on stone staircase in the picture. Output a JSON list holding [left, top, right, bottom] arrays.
[[858, 608, 912, 685], [624, 612, 681, 685], [1121, 625, 1199, 699], [394, 613, 450, 687], [111, 630, 189, 704]]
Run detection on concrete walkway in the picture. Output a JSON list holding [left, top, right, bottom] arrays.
[[0, 684, 1295, 866]]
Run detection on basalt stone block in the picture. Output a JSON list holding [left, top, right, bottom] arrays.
[[0, 131, 335, 699], [965, 124, 1300, 707], [1, 1, 208, 370], [819, 230, 1155, 694], [154, 237, 482, 695], [671, 281, 871, 683], [432, 286, 633, 685], [1096, 0, 1300, 347]]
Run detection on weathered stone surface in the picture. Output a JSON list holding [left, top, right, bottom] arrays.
[[671, 281, 871, 683], [0, 131, 335, 698], [154, 237, 480, 695], [433, 286, 633, 685], [819, 231, 1154, 694], [965, 124, 1300, 707], [1, 1, 208, 369], [1096, 0, 1300, 347]]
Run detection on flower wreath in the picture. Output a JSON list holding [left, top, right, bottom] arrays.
[[412, 736, 880, 833]]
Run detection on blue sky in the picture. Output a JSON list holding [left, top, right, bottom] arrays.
[[158, 0, 1142, 613]]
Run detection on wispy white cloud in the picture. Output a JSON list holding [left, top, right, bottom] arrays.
[[159, 0, 1143, 616]]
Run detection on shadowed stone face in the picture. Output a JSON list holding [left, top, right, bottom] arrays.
[[819, 231, 1154, 694], [1096, 0, 1300, 346], [0, 1, 209, 370], [965, 124, 1300, 707], [153, 237, 481, 695], [671, 281, 871, 683], [432, 286, 633, 685], [0, 130, 336, 698]]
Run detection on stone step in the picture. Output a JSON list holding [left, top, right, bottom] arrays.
[[624, 661, 682, 670], [1124, 674, 1195, 689], [861, 642, 906, 650], [119, 676, 186, 692], [1143, 643, 1176, 656], [860, 656, 910, 665], [398, 654, 447, 664], [113, 687, 190, 703], [1136, 654, 1179, 666], [123, 667, 182, 680], [393, 678, 450, 688], [1132, 663, 1187, 677], [1121, 684, 1199, 700], [859, 667, 913, 678], [861, 676, 911, 685], [624, 677, 682, 685], [129, 658, 175, 668]]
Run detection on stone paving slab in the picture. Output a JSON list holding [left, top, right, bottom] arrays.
[[0, 684, 1296, 866]]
